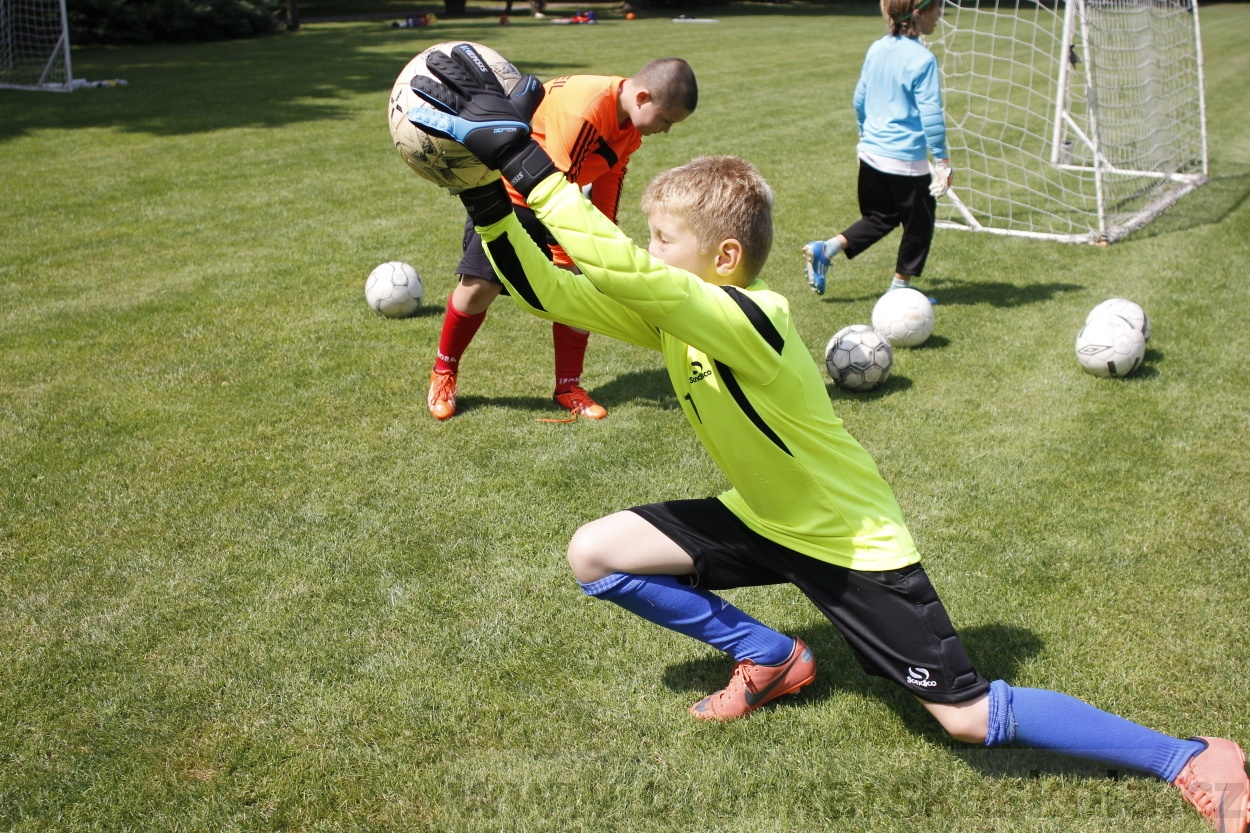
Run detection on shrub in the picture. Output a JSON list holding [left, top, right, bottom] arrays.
[[69, 0, 281, 44]]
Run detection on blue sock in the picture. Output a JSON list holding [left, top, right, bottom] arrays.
[[985, 680, 1204, 781], [579, 572, 794, 665]]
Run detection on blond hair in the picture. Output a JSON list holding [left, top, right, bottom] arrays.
[[641, 156, 774, 281], [881, 0, 932, 37], [632, 57, 698, 114]]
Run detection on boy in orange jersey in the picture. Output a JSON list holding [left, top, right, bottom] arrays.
[[426, 57, 697, 421]]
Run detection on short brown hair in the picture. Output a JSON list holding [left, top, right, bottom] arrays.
[[881, 0, 931, 37], [632, 57, 698, 114], [640, 156, 774, 281]]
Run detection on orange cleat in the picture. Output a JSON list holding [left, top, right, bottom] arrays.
[[553, 385, 607, 419], [690, 638, 816, 722], [1173, 736, 1250, 833], [427, 369, 457, 421]]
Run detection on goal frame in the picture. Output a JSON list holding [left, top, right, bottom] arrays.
[[934, 0, 1209, 244], [0, 0, 76, 92]]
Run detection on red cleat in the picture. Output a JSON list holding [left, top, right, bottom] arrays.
[[553, 385, 607, 419], [1173, 736, 1250, 833], [690, 638, 816, 721], [427, 369, 457, 421]]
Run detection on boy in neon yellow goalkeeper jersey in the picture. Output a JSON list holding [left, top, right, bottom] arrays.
[[406, 44, 1249, 832]]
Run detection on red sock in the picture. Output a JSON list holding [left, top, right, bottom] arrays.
[[552, 322, 589, 394], [434, 297, 486, 375]]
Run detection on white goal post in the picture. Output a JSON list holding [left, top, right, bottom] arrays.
[[929, 0, 1208, 244], [0, 0, 75, 92]]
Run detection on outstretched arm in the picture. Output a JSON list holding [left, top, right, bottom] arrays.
[[458, 182, 662, 351], [524, 175, 787, 386]]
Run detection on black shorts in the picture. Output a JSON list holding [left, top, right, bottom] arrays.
[[455, 203, 556, 285], [840, 160, 937, 278], [629, 498, 989, 704]]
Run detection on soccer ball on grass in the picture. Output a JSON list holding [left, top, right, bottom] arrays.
[[871, 288, 935, 347], [365, 261, 424, 318], [388, 42, 522, 192], [1086, 297, 1151, 342], [825, 325, 894, 392], [1075, 313, 1145, 378]]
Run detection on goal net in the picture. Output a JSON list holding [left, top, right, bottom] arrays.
[[929, 0, 1208, 243], [0, 0, 74, 92]]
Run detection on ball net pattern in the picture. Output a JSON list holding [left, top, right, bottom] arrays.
[[929, 0, 1207, 243], [0, 0, 73, 91]]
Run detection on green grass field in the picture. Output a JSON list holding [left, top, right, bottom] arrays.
[[2, 4, 1249, 830]]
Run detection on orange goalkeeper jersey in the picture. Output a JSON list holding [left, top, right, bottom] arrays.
[[504, 75, 642, 261]]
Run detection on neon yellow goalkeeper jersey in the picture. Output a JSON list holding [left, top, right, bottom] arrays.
[[478, 174, 919, 571]]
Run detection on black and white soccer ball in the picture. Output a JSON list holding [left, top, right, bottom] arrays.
[[1086, 297, 1151, 342], [388, 42, 522, 193], [871, 288, 935, 347], [825, 325, 894, 392], [365, 261, 424, 318], [1075, 313, 1145, 378]]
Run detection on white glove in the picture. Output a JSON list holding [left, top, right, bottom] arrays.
[[929, 160, 952, 198]]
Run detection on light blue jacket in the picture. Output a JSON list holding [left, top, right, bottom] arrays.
[[854, 35, 947, 162]]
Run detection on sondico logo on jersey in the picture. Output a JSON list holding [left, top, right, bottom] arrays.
[[906, 666, 938, 688], [688, 360, 713, 385]]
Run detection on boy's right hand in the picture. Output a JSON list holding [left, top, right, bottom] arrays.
[[408, 43, 545, 171]]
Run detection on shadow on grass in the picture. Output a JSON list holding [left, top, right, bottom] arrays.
[[452, 367, 676, 416], [454, 364, 923, 414], [664, 617, 1155, 779], [591, 367, 680, 410], [909, 280, 1083, 309], [399, 305, 446, 319], [1126, 166, 1250, 241], [1123, 347, 1163, 380], [826, 372, 913, 400], [907, 333, 949, 350], [0, 25, 588, 141], [0, 2, 877, 142], [663, 620, 1043, 701], [454, 393, 561, 416], [817, 281, 1083, 309]]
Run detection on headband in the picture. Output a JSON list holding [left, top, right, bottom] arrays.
[[896, 0, 934, 23]]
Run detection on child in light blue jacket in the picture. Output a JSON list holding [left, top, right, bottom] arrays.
[[804, 0, 952, 299]]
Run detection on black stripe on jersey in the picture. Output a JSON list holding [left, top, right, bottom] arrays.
[[568, 122, 599, 181], [486, 233, 547, 313], [592, 137, 618, 168], [713, 359, 792, 456], [607, 163, 627, 221], [721, 286, 784, 354]]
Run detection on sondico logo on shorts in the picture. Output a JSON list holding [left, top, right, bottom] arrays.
[[688, 360, 713, 384], [906, 666, 938, 688]]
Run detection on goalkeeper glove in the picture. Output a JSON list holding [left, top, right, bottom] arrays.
[[929, 160, 953, 198], [458, 180, 514, 228], [407, 43, 557, 196]]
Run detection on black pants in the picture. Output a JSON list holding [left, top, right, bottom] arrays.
[[630, 498, 989, 704], [841, 160, 936, 278]]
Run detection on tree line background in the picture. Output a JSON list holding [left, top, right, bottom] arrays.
[[66, 0, 735, 44]]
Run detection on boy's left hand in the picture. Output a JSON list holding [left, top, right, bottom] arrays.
[[408, 43, 545, 171]]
